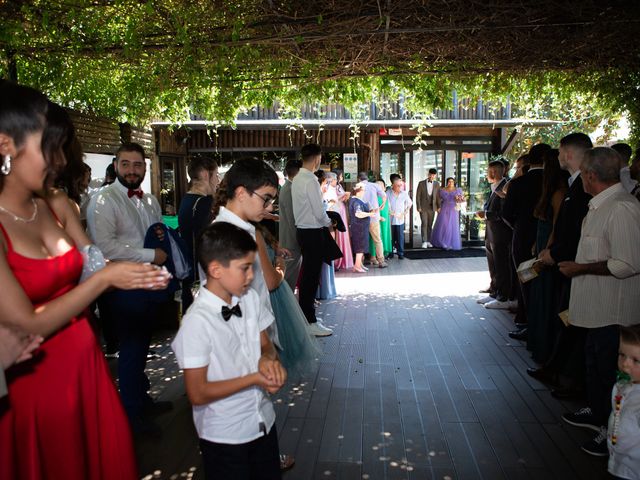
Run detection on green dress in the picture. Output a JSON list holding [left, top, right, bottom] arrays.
[[370, 195, 392, 257]]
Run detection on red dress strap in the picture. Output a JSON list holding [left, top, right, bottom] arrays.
[[0, 222, 14, 252]]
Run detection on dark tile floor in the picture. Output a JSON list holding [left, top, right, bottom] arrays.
[[131, 256, 609, 480]]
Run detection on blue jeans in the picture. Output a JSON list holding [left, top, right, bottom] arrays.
[[391, 224, 405, 257]]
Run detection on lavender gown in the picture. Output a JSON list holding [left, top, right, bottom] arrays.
[[430, 188, 462, 250]]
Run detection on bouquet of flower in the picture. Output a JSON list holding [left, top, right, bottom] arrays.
[[454, 192, 465, 211]]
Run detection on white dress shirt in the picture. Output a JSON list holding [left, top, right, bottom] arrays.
[[427, 180, 433, 196], [386, 190, 413, 226], [291, 168, 331, 229], [569, 183, 640, 328], [171, 287, 275, 444], [87, 179, 162, 262], [212, 208, 279, 348]]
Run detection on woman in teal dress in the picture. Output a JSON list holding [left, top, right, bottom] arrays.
[[526, 149, 569, 364], [370, 180, 392, 257], [255, 226, 321, 377]]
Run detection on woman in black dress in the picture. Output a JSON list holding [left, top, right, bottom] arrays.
[[349, 183, 375, 273]]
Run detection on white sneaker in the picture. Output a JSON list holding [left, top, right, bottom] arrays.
[[484, 299, 511, 310], [426, 242, 433, 248], [476, 296, 495, 305], [421, 242, 428, 248], [309, 322, 333, 337]]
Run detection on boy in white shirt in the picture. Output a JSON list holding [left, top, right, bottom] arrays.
[[172, 222, 286, 479]]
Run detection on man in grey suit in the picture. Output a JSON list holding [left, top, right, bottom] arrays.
[[278, 159, 303, 290], [415, 168, 441, 248]]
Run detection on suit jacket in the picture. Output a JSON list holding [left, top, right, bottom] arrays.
[[502, 168, 544, 257], [278, 180, 299, 251], [416, 180, 441, 212], [549, 175, 592, 263], [484, 178, 512, 243]]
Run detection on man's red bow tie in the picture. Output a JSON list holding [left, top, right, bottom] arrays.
[[128, 189, 143, 199]]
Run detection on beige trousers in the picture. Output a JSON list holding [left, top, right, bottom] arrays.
[[369, 221, 384, 261]]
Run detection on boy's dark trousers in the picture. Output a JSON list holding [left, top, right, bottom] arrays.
[[391, 224, 405, 257], [200, 426, 281, 480]]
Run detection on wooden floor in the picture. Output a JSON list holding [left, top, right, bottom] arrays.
[[133, 256, 610, 480]]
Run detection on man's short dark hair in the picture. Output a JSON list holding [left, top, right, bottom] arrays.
[[225, 157, 279, 196], [390, 173, 401, 183], [187, 156, 218, 180], [358, 171, 369, 181], [560, 132, 593, 151], [284, 159, 302, 178], [197, 222, 257, 271], [528, 143, 552, 166], [300, 143, 322, 162], [428, 168, 437, 175], [611, 143, 633, 163], [116, 142, 145, 161]]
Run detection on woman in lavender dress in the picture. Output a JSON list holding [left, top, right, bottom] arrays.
[[430, 177, 463, 250]]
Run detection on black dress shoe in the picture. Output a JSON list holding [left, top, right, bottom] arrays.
[[526, 367, 556, 384], [508, 328, 528, 340], [479, 287, 493, 294], [551, 387, 584, 400], [515, 322, 527, 329]]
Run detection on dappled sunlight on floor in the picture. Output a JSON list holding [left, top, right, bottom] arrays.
[[335, 271, 487, 298]]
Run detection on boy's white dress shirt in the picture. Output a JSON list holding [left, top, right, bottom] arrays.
[[172, 287, 275, 444]]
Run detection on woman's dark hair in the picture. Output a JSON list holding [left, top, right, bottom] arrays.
[[0, 81, 49, 192], [197, 222, 257, 271], [534, 149, 569, 220], [43, 102, 81, 192], [314, 169, 325, 184], [212, 157, 278, 218], [187, 156, 218, 180], [445, 177, 455, 185], [46, 102, 89, 202]]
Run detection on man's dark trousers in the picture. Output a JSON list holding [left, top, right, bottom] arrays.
[[391, 225, 405, 257], [585, 325, 619, 427], [107, 289, 160, 422], [296, 227, 323, 324]]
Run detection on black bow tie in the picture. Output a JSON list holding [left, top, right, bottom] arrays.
[[221, 304, 242, 321], [428, 180, 433, 183]]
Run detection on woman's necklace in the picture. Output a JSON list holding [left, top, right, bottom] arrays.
[[0, 198, 38, 223]]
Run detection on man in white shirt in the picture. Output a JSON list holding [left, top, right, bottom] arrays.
[[87, 142, 170, 435], [558, 147, 640, 456], [292, 144, 334, 337], [386, 177, 412, 259]]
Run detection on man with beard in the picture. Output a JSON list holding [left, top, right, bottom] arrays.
[[88, 142, 171, 436]]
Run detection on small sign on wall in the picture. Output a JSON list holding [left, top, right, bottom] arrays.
[[343, 153, 358, 182]]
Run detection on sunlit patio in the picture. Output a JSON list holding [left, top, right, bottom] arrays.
[[132, 256, 609, 480]]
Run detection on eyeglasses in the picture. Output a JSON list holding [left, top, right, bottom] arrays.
[[250, 190, 277, 208]]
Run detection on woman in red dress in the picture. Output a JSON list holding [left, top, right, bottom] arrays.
[[0, 81, 169, 479]]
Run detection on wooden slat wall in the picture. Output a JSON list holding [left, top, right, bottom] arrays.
[[187, 128, 371, 151], [67, 109, 153, 155]]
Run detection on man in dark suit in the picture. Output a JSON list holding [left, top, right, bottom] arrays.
[[501, 143, 551, 333], [477, 161, 513, 307], [415, 168, 441, 248], [529, 132, 593, 398]]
